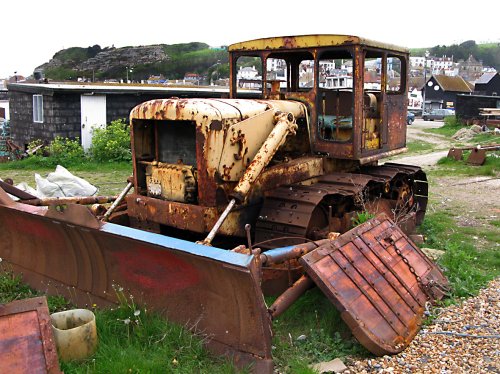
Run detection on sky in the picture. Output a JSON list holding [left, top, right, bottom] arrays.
[[1, 0, 498, 79]]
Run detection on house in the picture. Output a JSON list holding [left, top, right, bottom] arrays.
[[184, 73, 202, 85], [8, 82, 230, 151], [0, 89, 8, 120], [458, 55, 483, 82], [423, 75, 473, 111], [474, 72, 500, 96], [236, 66, 261, 89]]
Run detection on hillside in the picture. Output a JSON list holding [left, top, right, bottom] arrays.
[[410, 40, 500, 69], [37, 39, 499, 83], [37, 42, 229, 82]]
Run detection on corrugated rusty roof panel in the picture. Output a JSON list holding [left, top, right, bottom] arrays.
[[300, 213, 448, 355], [0, 297, 62, 374]]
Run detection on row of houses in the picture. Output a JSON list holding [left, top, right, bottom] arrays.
[[410, 54, 492, 81]]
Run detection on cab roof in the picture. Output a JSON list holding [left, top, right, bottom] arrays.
[[228, 34, 408, 54]]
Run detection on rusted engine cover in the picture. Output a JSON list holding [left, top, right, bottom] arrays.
[[300, 213, 448, 355], [0, 297, 62, 374]]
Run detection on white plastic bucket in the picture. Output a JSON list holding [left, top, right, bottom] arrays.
[[51, 309, 98, 361]]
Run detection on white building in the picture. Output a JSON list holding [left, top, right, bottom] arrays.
[[408, 89, 423, 110], [237, 66, 259, 80]]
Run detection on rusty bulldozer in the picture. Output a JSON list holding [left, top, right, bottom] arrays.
[[0, 35, 448, 372]]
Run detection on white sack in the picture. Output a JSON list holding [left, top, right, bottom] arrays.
[[35, 165, 98, 198]]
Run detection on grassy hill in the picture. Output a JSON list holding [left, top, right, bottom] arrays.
[[40, 42, 229, 83], [410, 40, 500, 69]]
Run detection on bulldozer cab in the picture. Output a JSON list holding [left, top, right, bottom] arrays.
[[229, 35, 409, 162]]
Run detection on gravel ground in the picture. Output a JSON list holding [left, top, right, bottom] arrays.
[[345, 278, 500, 374]]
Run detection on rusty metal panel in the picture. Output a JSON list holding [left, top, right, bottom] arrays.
[[0, 297, 62, 374], [228, 35, 408, 54], [300, 213, 448, 356], [218, 109, 275, 181], [466, 148, 486, 165], [447, 147, 464, 161]]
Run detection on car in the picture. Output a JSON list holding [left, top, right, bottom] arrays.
[[407, 112, 415, 125], [422, 109, 455, 121]]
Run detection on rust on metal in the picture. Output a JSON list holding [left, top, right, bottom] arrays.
[[447, 144, 500, 166], [300, 213, 448, 356], [0, 192, 274, 372], [268, 274, 314, 319], [0, 297, 62, 374]]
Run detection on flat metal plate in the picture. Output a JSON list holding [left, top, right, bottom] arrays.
[[300, 213, 447, 355], [0, 297, 61, 374]]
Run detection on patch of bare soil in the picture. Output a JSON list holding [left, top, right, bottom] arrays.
[[430, 176, 500, 221], [406, 127, 450, 147]]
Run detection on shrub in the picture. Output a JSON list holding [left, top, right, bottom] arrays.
[[25, 136, 85, 167], [90, 119, 132, 162]]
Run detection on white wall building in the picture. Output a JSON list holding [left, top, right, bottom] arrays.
[[237, 66, 259, 80]]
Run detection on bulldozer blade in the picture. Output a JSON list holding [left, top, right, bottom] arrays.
[[466, 148, 487, 166], [0, 188, 273, 372], [300, 213, 448, 356]]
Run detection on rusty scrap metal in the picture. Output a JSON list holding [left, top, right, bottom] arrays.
[[447, 144, 500, 166], [231, 111, 298, 203], [300, 213, 448, 356], [24, 195, 118, 206], [200, 111, 298, 246], [0, 297, 62, 374], [268, 274, 314, 319], [103, 181, 133, 221]]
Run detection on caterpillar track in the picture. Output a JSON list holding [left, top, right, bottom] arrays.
[[255, 163, 428, 248]]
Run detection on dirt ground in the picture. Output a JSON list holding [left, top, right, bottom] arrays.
[[396, 119, 500, 221]]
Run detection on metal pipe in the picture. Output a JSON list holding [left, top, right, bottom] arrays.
[[231, 112, 297, 203], [268, 275, 314, 319], [103, 182, 133, 221], [260, 239, 330, 265], [199, 198, 236, 246], [24, 195, 118, 206]]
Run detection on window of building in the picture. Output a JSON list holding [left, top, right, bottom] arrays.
[[33, 95, 43, 123], [236, 56, 263, 95]]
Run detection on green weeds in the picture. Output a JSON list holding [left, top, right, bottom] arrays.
[[431, 153, 500, 177], [419, 212, 500, 299]]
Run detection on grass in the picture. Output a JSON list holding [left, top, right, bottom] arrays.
[[0, 160, 132, 196], [406, 139, 435, 153], [270, 289, 367, 373], [419, 212, 500, 299], [0, 265, 242, 374], [60, 289, 240, 374], [430, 152, 500, 177]]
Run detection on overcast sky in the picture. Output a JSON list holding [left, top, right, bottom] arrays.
[[1, 0, 498, 79]]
